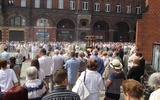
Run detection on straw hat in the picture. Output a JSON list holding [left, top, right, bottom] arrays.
[[109, 59, 123, 69]]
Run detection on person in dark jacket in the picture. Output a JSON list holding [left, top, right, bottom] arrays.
[[127, 56, 143, 82], [42, 69, 80, 100]]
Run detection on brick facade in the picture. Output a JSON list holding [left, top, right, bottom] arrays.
[[136, 0, 160, 62], [1, 0, 145, 42]]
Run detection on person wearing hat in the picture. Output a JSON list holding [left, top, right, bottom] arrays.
[[104, 59, 125, 100]]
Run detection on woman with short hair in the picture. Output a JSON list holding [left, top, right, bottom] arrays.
[[122, 79, 144, 100], [31, 58, 45, 80], [23, 67, 48, 99], [127, 56, 143, 82], [14, 49, 23, 70], [105, 59, 125, 100], [9, 57, 21, 85], [3, 86, 28, 100], [148, 72, 160, 100], [75, 58, 104, 100]]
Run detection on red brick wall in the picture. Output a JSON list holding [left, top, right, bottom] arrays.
[[136, 0, 160, 62]]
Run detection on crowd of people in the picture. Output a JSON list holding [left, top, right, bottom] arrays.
[[0, 41, 159, 100]]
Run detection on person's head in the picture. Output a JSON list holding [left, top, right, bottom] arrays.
[[113, 51, 119, 57], [136, 52, 143, 58], [78, 51, 85, 58], [39, 48, 46, 57], [53, 69, 68, 86], [3, 86, 28, 100], [98, 50, 103, 56], [68, 50, 75, 58], [92, 49, 98, 56], [148, 72, 160, 90], [107, 50, 113, 57], [9, 57, 16, 64], [0, 58, 7, 68], [54, 49, 59, 55], [9, 57, 16, 69], [103, 51, 107, 56], [122, 79, 144, 100], [134, 47, 139, 54], [16, 49, 20, 53], [109, 59, 123, 71], [4, 47, 8, 51], [59, 50, 63, 55], [124, 51, 128, 55], [26, 67, 38, 80], [87, 58, 98, 71], [31, 59, 40, 70], [132, 56, 140, 65], [46, 51, 51, 56]]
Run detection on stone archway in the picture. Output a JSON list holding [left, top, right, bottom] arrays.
[[114, 22, 129, 42], [56, 18, 75, 42], [92, 20, 109, 42]]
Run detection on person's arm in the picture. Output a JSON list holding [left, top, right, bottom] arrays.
[[105, 79, 111, 88], [43, 80, 49, 93]]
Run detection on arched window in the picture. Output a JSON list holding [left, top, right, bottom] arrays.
[[9, 17, 25, 26]]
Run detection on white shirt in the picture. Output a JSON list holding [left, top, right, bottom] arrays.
[[39, 68, 45, 80], [149, 88, 160, 100], [0, 69, 18, 92], [24, 79, 46, 99], [38, 55, 52, 76], [51, 55, 64, 74], [76, 69, 104, 100]]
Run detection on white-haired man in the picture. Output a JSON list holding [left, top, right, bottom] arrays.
[[90, 49, 105, 75], [51, 49, 64, 74]]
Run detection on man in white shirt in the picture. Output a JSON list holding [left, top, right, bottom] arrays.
[[51, 49, 64, 74], [38, 48, 52, 90], [0, 59, 18, 92]]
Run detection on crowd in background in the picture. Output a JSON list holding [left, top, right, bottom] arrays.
[[0, 41, 160, 100]]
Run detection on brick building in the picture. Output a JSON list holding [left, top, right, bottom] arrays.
[[0, 0, 145, 42], [136, 0, 160, 62]]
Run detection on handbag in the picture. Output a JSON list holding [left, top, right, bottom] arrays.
[[72, 70, 90, 100]]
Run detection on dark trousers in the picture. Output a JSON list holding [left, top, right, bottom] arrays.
[[105, 93, 120, 100]]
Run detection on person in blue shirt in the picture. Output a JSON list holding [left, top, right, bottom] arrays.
[[0, 47, 10, 62], [64, 50, 80, 90], [90, 49, 105, 75]]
